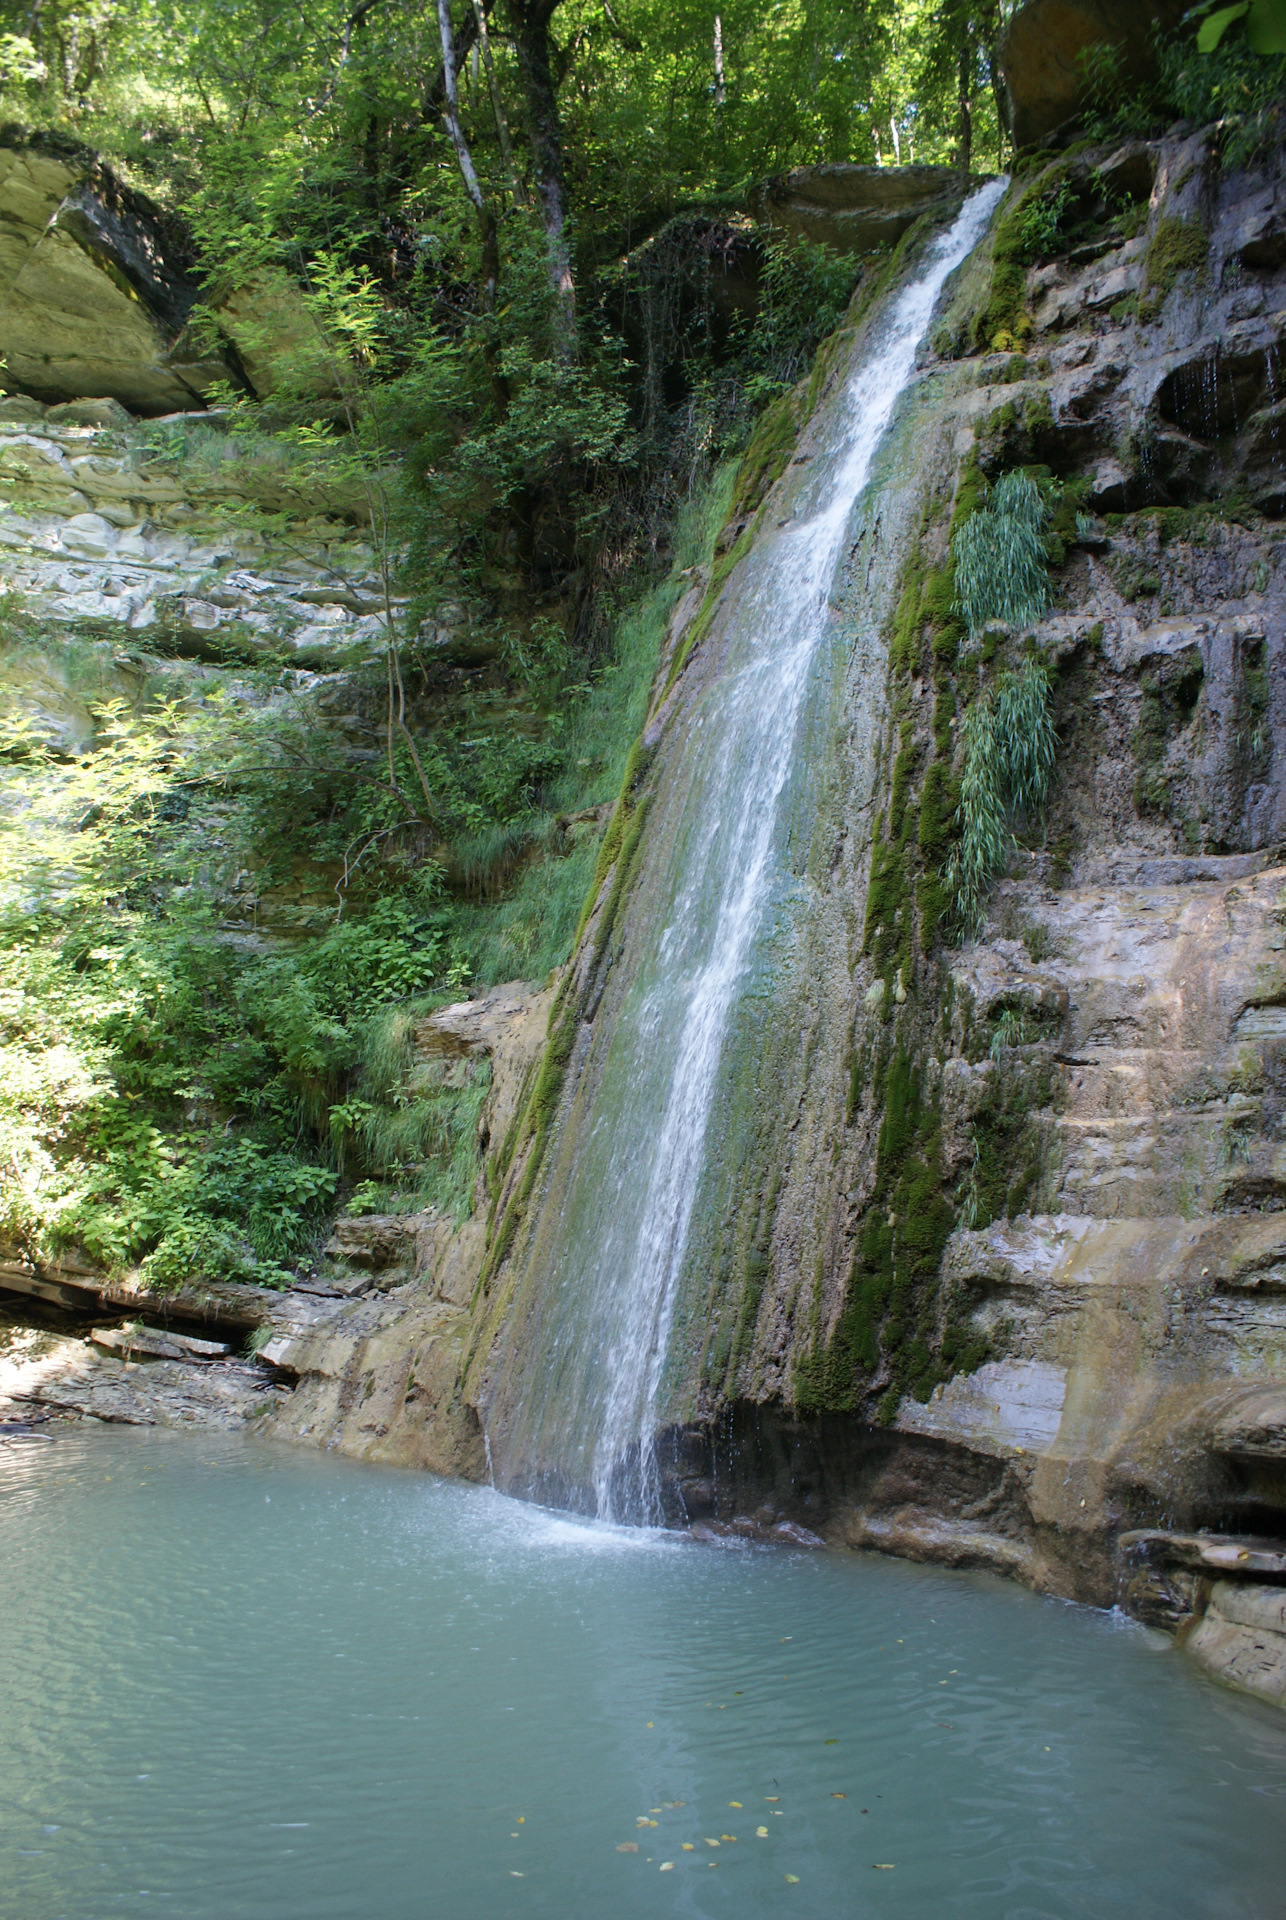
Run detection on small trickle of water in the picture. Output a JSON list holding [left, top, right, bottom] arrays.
[[486, 180, 1007, 1522]]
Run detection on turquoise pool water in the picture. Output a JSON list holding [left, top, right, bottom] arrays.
[[1, 1427, 1283, 1919]]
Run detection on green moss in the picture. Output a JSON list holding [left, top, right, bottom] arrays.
[[795, 1047, 967, 1415], [888, 722, 918, 839], [730, 388, 804, 520], [922, 568, 962, 665], [569, 735, 652, 949], [932, 680, 954, 759], [661, 523, 761, 695], [917, 761, 959, 863], [966, 1061, 1054, 1226], [915, 869, 951, 953], [949, 454, 987, 538], [975, 260, 1031, 355], [591, 794, 650, 960], [889, 563, 926, 675], [1139, 217, 1206, 323], [862, 821, 907, 978]]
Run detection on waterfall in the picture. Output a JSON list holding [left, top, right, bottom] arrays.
[[486, 179, 1007, 1523]]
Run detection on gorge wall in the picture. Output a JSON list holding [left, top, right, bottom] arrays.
[[3, 77, 1286, 1712]]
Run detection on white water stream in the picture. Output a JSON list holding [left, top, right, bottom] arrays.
[[489, 181, 1006, 1521]]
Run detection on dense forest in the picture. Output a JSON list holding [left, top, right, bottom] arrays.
[[1, 0, 1283, 1293]]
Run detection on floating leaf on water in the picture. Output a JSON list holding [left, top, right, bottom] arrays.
[[705, 1838, 720, 1847], [720, 1834, 737, 1842], [873, 1863, 895, 1870], [765, 1796, 780, 1802], [785, 1873, 800, 1883], [681, 1843, 695, 1851], [824, 1738, 838, 1745], [516, 1817, 525, 1824], [616, 1842, 639, 1853], [729, 1801, 742, 1807], [659, 1862, 674, 1871], [832, 1792, 846, 1799], [756, 1826, 769, 1837], [509, 1870, 524, 1877]]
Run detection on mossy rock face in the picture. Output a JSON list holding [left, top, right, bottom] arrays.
[[731, 389, 806, 520], [1139, 217, 1207, 324]]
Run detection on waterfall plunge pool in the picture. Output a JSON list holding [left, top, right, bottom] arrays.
[[2, 1428, 1283, 1919]]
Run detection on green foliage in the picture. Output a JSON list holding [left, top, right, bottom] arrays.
[[947, 658, 1056, 935], [740, 235, 860, 402], [1017, 178, 1075, 261], [1192, 0, 1286, 57], [952, 470, 1051, 638], [1079, 27, 1286, 166]]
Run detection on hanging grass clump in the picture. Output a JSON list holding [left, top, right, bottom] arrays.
[[946, 658, 1057, 936], [952, 470, 1051, 637]]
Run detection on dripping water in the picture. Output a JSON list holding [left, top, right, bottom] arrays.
[[485, 179, 1007, 1524]]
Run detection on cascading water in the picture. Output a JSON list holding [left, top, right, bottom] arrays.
[[486, 179, 1007, 1523]]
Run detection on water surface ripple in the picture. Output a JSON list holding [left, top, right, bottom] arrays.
[[2, 1430, 1284, 1919]]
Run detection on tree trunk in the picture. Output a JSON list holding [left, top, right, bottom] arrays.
[[957, 33, 973, 179], [713, 13, 725, 153], [505, 0, 577, 362], [471, 0, 529, 207], [437, 0, 508, 413]]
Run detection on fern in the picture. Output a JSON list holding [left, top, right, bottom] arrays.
[[953, 470, 1051, 637]]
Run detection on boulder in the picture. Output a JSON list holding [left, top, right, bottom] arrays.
[[0, 135, 219, 412], [748, 163, 962, 257], [206, 268, 339, 401], [0, 133, 335, 413], [91, 1324, 232, 1362], [997, 0, 1189, 151], [1186, 1581, 1286, 1706], [59, 511, 118, 558], [1211, 1388, 1286, 1462], [45, 397, 133, 429]]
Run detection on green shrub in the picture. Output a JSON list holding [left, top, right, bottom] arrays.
[[952, 471, 1051, 637], [946, 659, 1056, 934]]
